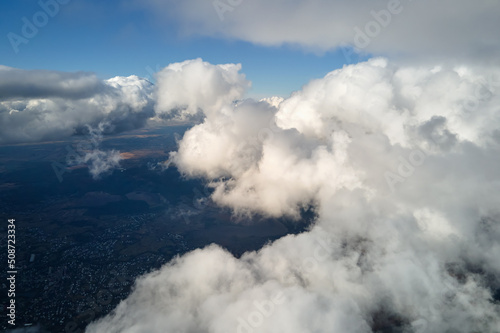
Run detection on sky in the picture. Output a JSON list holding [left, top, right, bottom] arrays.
[[2, 0, 498, 97], [0, 0, 364, 98], [2, 1, 500, 333]]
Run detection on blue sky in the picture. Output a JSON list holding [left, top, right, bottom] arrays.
[[0, 0, 368, 99]]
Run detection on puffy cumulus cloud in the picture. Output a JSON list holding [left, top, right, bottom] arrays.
[[277, 59, 500, 148], [143, 0, 500, 63], [171, 58, 500, 216], [0, 66, 155, 144], [87, 59, 500, 332], [155, 58, 250, 121], [260, 96, 284, 109]]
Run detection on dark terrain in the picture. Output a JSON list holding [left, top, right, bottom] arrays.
[[0, 126, 313, 332]]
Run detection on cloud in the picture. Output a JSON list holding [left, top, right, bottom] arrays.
[[143, 0, 500, 63], [87, 59, 500, 332], [78, 149, 122, 179], [67, 122, 123, 179], [0, 66, 155, 144], [154, 58, 250, 121], [0, 66, 107, 100]]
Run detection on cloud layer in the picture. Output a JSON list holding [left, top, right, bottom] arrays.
[[0, 66, 154, 144], [86, 59, 500, 332], [0, 59, 246, 145]]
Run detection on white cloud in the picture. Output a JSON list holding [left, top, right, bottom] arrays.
[[87, 59, 500, 332], [154, 58, 250, 121]]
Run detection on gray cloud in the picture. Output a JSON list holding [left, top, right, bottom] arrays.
[[417, 116, 458, 151], [143, 0, 500, 63], [0, 66, 107, 100]]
